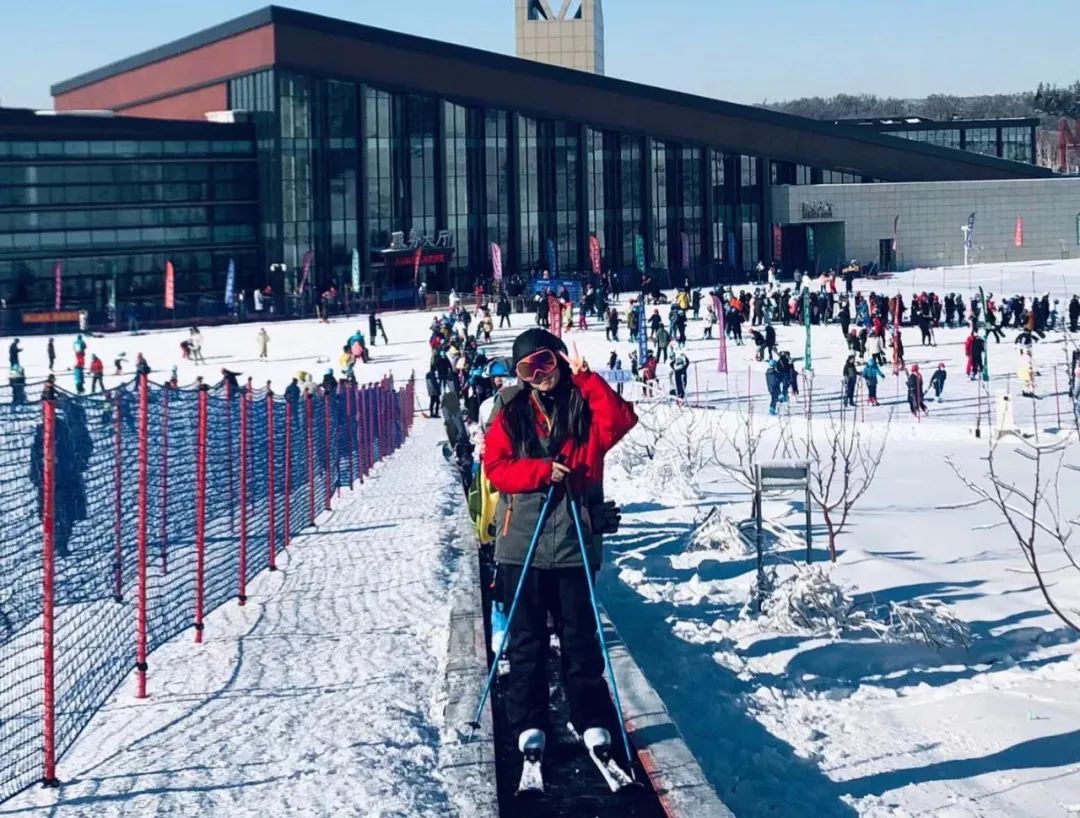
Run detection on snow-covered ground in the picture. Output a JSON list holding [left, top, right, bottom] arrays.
[[2, 258, 1080, 817]]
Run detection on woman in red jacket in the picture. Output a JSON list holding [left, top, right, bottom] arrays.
[[483, 328, 636, 764]]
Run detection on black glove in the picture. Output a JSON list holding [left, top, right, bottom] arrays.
[[589, 500, 622, 535]]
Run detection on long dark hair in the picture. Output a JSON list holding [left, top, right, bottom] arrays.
[[504, 361, 591, 458]]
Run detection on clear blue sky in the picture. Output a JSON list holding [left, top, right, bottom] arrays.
[[0, 0, 1075, 110]]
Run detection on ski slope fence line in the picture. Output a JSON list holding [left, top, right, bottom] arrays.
[[0, 370, 416, 802]]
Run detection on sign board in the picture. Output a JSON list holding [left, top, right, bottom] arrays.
[[755, 461, 811, 490], [800, 201, 834, 220], [597, 369, 634, 384], [22, 310, 81, 325], [529, 278, 582, 305]]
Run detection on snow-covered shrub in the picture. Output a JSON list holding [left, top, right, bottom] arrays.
[[744, 564, 864, 637], [687, 507, 754, 556], [864, 599, 972, 649]]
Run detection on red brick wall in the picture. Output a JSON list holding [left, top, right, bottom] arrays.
[[54, 25, 274, 120], [120, 84, 228, 120]]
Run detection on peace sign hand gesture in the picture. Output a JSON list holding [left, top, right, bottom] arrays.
[[560, 342, 589, 376]]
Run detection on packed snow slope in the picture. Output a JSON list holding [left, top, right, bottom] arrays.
[[1, 420, 487, 818], [3, 257, 1080, 817]]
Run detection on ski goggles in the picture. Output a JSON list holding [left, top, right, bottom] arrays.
[[515, 349, 559, 383]]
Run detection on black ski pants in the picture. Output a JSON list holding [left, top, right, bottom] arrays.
[[500, 564, 617, 740]]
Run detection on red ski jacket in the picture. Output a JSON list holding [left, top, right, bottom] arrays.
[[484, 371, 636, 497]]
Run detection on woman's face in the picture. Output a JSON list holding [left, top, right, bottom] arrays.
[[532, 366, 561, 392]]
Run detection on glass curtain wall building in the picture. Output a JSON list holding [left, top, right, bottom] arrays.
[[227, 69, 793, 294], [45, 7, 1050, 303], [0, 109, 258, 317]]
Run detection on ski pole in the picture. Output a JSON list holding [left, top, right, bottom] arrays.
[[568, 495, 636, 782], [467, 481, 557, 736]]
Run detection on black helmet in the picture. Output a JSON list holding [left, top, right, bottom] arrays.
[[511, 328, 567, 367]]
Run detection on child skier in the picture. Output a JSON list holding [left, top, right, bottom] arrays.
[[862, 357, 882, 406], [906, 363, 928, 416], [929, 363, 947, 402]]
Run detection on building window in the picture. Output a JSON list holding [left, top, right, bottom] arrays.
[[444, 102, 470, 280], [518, 115, 541, 271]]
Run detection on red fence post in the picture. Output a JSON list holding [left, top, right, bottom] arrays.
[[159, 386, 169, 575], [247, 378, 256, 515], [112, 389, 123, 602], [194, 385, 208, 643], [266, 385, 277, 572], [41, 394, 59, 788], [359, 384, 369, 478], [345, 383, 354, 489], [323, 389, 333, 511], [367, 384, 376, 467], [306, 392, 315, 527], [284, 398, 292, 547], [358, 380, 367, 481], [226, 378, 234, 533], [238, 384, 249, 606], [136, 374, 150, 699]]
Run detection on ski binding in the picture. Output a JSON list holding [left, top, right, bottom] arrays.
[[568, 723, 635, 792]]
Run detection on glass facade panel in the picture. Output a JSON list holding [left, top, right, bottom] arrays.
[[0, 135, 258, 311]]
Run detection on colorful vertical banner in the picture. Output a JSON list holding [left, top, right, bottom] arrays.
[[491, 242, 503, 281], [298, 250, 314, 295], [545, 238, 557, 278], [965, 212, 976, 249], [164, 261, 175, 310], [1076, 213, 1080, 245], [772, 225, 783, 263], [680, 231, 690, 271], [710, 293, 728, 374], [589, 234, 601, 276], [351, 248, 360, 293], [634, 234, 646, 274], [413, 246, 422, 286], [802, 288, 812, 372], [53, 262, 62, 311], [224, 258, 236, 308], [892, 215, 900, 253], [1014, 216, 1024, 248]]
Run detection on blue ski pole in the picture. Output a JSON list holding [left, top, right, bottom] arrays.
[[568, 495, 636, 781], [467, 481, 557, 735]]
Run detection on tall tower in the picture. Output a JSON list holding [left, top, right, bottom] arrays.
[[515, 0, 605, 75]]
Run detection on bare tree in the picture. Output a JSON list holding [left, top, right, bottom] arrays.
[[713, 400, 771, 489], [949, 406, 1080, 632], [799, 404, 891, 562]]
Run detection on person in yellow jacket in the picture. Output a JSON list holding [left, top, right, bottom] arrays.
[[675, 289, 690, 311]]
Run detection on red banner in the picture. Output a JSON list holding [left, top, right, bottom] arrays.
[[491, 242, 503, 281], [413, 246, 422, 286], [710, 293, 728, 374], [1014, 216, 1024, 248], [53, 262, 62, 311], [589, 235, 601, 276], [772, 225, 783, 263], [298, 250, 314, 295], [164, 261, 175, 310], [548, 295, 563, 339]]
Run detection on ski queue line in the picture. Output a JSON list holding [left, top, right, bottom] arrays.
[[425, 307, 732, 817]]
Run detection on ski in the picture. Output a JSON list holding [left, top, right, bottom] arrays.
[[568, 722, 635, 793], [516, 751, 544, 796], [516, 729, 546, 796]]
